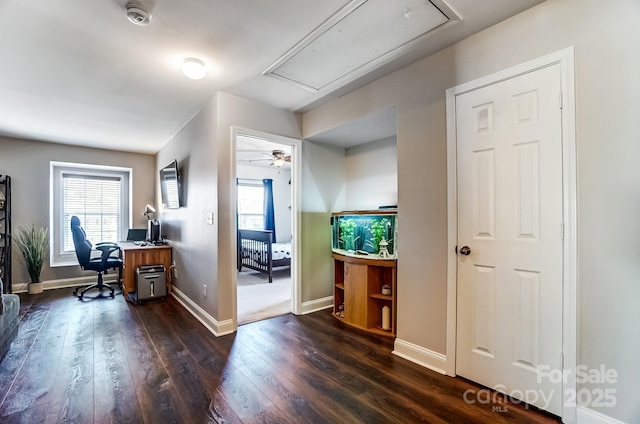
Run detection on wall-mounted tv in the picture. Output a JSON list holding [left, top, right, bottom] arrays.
[[160, 159, 182, 209]]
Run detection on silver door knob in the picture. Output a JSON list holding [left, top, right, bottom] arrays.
[[459, 246, 471, 256]]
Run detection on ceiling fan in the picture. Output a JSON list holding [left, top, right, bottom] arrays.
[[239, 149, 291, 167], [270, 150, 291, 167]]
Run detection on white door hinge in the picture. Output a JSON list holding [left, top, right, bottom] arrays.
[[560, 222, 565, 240], [559, 91, 564, 109]]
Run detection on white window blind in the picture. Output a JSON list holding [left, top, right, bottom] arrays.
[[50, 162, 131, 267], [62, 174, 122, 252], [237, 181, 264, 230]]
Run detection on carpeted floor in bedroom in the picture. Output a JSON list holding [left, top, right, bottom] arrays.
[[237, 268, 291, 324]]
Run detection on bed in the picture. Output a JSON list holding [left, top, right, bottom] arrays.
[[237, 229, 291, 283]]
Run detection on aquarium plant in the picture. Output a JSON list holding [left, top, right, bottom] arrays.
[[365, 218, 390, 254], [339, 218, 359, 251]]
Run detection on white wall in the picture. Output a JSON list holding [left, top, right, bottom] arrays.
[[300, 140, 346, 302], [345, 136, 397, 210], [215, 93, 301, 319], [155, 100, 220, 316], [0, 135, 155, 287], [237, 163, 292, 243], [298, 136, 398, 302], [158, 92, 302, 324], [302, 0, 640, 421]]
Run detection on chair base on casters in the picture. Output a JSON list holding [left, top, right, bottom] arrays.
[[73, 272, 117, 300]]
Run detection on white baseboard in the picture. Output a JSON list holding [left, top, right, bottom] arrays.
[[11, 275, 119, 293], [577, 406, 626, 424], [170, 286, 234, 337], [392, 338, 447, 375], [300, 295, 333, 315]]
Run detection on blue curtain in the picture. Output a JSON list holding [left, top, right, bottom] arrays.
[[263, 179, 276, 241]]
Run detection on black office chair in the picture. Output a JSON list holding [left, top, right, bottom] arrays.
[[70, 216, 122, 299]]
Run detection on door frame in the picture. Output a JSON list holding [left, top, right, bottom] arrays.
[[444, 47, 577, 422], [231, 127, 303, 328]]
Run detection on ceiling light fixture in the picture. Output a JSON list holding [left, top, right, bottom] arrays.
[[181, 58, 207, 80], [272, 157, 286, 168]]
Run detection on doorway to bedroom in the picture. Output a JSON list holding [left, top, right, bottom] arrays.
[[235, 132, 296, 324]]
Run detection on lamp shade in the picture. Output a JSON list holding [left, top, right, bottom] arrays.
[[143, 204, 156, 217], [272, 157, 285, 167]]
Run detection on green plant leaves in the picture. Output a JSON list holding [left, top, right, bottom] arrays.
[[15, 225, 49, 283]]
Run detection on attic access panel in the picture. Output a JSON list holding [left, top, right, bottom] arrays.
[[264, 0, 451, 92]]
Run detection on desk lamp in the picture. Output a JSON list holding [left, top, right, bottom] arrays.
[[143, 204, 156, 219]]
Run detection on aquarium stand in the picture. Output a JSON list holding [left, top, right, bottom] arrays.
[[332, 252, 397, 337]]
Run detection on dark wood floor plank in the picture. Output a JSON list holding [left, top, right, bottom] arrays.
[[93, 299, 145, 424], [298, 310, 553, 423], [300, 311, 559, 423], [241, 405, 300, 424], [141, 300, 264, 422], [229, 349, 338, 424], [145, 299, 246, 423], [138, 303, 233, 423], [0, 403, 48, 424], [0, 306, 51, 404], [0, 333, 65, 417], [267, 314, 460, 422], [116, 301, 185, 424], [0, 289, 559, 424], [0, 293, 66, 418], [44, 340, 95, 423], [236, 323, 390, 424]]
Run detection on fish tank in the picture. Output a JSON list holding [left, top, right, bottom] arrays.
[[331, 210, 398, 259]]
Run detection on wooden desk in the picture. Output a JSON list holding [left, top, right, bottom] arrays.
[[119, 242, 172, 300]]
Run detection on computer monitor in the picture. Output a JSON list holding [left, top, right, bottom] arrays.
[[126, 228, 147, 242], [147, 220, 161, 243]]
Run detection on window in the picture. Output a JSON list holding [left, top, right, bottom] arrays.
[[237, 180, 263, 230], [50, 162, 131, 266]]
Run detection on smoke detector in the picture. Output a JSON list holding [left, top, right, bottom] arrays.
[[126, 4, 151, 26]]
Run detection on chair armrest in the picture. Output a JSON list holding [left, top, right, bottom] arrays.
[[95, 244, 121, 252], [96, 244, 122, 265]]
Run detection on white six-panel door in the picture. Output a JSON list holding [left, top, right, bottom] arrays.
[[455, 63, 563, 415]]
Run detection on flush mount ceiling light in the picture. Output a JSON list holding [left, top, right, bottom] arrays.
[[125, 3, 151, 26], [181, 58, 207, 80]]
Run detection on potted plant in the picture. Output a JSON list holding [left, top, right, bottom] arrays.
[[15, 225, 48, 294]]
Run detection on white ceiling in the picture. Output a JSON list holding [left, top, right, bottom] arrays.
[[306, 106, 398, 149], [0, 0, 544, 154]]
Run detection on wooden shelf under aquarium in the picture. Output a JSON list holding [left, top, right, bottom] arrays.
[[332, 253, 397, 338], [369, 293, 392, 301]]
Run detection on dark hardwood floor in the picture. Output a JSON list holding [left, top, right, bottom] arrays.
[[0, 288, 559, 423]]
